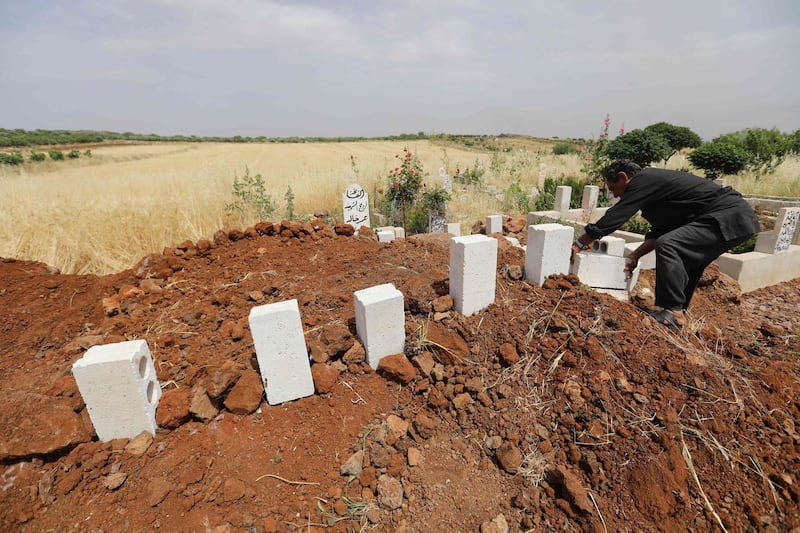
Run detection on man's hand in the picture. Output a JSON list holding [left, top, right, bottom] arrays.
[[624, 256, 638, 280]]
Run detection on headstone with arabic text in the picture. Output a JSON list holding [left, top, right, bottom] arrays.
[[428, 209, 447, 233], [342, 183, 370, 231], [755, 207, 800, 254]]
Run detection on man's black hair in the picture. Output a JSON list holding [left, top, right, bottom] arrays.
[[604, 160, 642, 182]]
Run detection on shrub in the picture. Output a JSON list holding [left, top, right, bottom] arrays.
[[48, 150, 64, 161], [406, 206, 429, 234], [619, 215, 651, 235], [419, 185, 450, 213], [728, 234, 757, 254], [0, 151, 24, 165], [284, 185, 295, 220], [456, 158, 485, 186], [67, 149, 81, 159], [688, 142, 749, 179], [714, 128, 789, 174], [503, 180, 533, 213], [224, 167, 276, 219], [83, 149, 92, 157], [552, 141, 578, 155], [29, 151, 46, 162], [606, 129, 671, 167]]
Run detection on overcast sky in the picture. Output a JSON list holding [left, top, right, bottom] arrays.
[[2, 1, 798, 141]]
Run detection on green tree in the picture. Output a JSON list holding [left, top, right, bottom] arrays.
[[687, 142, 750, 179], [605, 129, 671, 167], [714, 127, 789, 174], [643, 122, 702, 161]]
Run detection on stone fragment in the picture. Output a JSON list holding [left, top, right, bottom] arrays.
[[423, 322, 469, 364], [223, 371, 264, 414], [432, 295, 454, 312], [378, 354, 418, 384], [156, 388, 191, 429], [340, 450, 364, 476], [124, 431, 154, 456], [102, 472, 128, 491], [496, 442, 523, 473], [480, 514, 509, 533], [548, 466, 593, 515], [0, 394, 92, 461], [498, 343, 519, 365], [311, 363, 339, 394], [376, 474, 403, 510], [203, 367, 241, 399], [147, 477, 171, 507], [223, 478, 247, 502], [411, 352, 435, 376], [413, 414, 437, 439], [189, 388, 220, 421], [407, 447, 423, 466]]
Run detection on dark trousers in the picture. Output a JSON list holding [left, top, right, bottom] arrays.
[[654, 219, 752, 311]]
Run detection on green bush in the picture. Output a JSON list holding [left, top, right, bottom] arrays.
[[48, 150, 64, 161], [606, 129, 671, 167], [83, 149, 92, 157], [552, 141, 578, 155], [406, 206, 429, 234], [503, 180, 533, 213], [643, 122, 702, 160], [224, 167, 276, 219], [0, 151, 24, 165], [29, 151, 46, 162], [67, 149, 81, 159], [714, 128, 789, 174], [688, 142, 749, 179], [728, 234, 757, 254], [534, 177, 587, 211], [419, 186, 450, 213], [619, 215, 651, 235]]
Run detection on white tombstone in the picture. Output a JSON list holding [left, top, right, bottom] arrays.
[[581, 185, 600, 212], [354, 284, 405, 369], [343, 183, 370, 231], [755, 207, 800, 254], [72, 340, 161, 442], [525, 224, 574, 286], [485, 215, 503, 235], [446, 223, 461, 236], [450, 235, 498, 316], [394, 227, 405, 239], [377, 228, 395, 242], [554, 186, 572, 212], [429, 210, 447, 233], [439, 167, 453, 193], [570, 253, 641, 290], [249, 300, 315, 405]]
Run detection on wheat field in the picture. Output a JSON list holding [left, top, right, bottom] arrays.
[[1, 140, 797, 275]]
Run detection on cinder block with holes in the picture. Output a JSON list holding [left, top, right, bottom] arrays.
[[354, 283, 405, 369], [450, 234, 498, 316], [249, 299, 315, 405], [525, 223, 574, 286], [592, 236, 627, 257], [72, 340, 162, 442]]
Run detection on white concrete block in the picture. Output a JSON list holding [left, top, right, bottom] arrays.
[[446, 223, 461, 236], [377, 229, 395, 242], [524, 224, 574, 286], [394, 227, 405, 239], [554, 186, 572, 212], [249, 300, 314, 405], [591, 236, 627, 257], [624, 242, 656, 269], [485, 215, 503, 235], [450, 234, 498, 316], [72, 340, 161, 442], [354, 283, 405, 369], [527, 210, 563, 227], [570, 253, 640, 290], [581, 185, 599, 212]]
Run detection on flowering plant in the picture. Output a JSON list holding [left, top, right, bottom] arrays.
[[581, 114, 614, 183], [386, 147, 424, 205]]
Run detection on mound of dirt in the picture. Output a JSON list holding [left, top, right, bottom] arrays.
[[1, 219, 799, 532]]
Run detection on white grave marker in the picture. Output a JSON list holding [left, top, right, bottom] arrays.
[[755, 207, 800, 254], [439, 167, 453, 193], [72, 340, 161, 441], [343, 183, 370, 231]]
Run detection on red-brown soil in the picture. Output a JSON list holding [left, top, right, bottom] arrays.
[[1, 220, 799, 532]]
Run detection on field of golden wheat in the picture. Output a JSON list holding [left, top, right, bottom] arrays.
[[1, 139, 797, 275]]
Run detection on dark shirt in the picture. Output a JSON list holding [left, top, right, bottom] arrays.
[[584, 168, 760, 241]]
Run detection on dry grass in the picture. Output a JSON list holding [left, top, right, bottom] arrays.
[[1, 141, 797, 275]]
